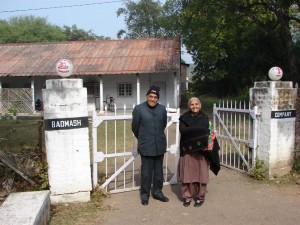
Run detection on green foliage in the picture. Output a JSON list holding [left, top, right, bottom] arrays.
[[0, 15, 111, 44], [292, 156, 300, 172], [251, 158, 268, 180], [160, 0, 182, 37], [0, 15, 66, 43], [198, 95, 218, 116], [117, 0, 170, 39], [62, 25, 108, 41], [38, 163, 49, 190], [185, 89, 196, 101], [8, 108, 17, 116], [169, 0, 300, 96], [91, 185, 109, 202]]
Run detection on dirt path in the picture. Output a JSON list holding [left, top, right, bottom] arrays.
[[98, 167, 300, 225]]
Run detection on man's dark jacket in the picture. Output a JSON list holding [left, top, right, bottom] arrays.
[[132, 102, 167, 156]]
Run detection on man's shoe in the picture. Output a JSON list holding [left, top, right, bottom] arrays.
[[183, 200, 191, 207], [141, 199, 148, 206], [194, 199, 203, 207], [153, 195, 169, 202]]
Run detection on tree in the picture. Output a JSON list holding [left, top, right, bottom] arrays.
[[117, 0, 170, 39], [62, 25, 110, 41], [0, 15, 110, 44], [0, 15, 66, 43], [238, 0, 300, 83], [169, 0, 300, 96], [160, 0, 182, 37]]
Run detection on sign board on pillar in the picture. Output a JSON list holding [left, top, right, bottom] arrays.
[[271, 110, 296, 119], [44, 117, 89, 130]]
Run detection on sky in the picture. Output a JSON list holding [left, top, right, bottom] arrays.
[[0, 0, 193, 63]]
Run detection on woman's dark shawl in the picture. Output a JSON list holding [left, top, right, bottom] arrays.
[[179, 111, 221, 175]]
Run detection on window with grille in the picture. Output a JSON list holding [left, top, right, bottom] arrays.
[[118, 83, 132, 97]]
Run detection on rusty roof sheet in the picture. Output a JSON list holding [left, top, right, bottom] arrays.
[[0, 37, 180, 77]]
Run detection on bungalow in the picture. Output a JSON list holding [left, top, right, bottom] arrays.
[[0, 37, 181, 114]]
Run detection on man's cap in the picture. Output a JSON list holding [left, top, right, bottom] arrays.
[[146, 85, 160, 99]]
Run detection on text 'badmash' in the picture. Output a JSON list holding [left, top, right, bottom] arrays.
[[51, 119, 81, 128], [44, 117, 89, 130]]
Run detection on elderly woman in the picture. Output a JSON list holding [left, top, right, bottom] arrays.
[[178, 97, 220, 207]]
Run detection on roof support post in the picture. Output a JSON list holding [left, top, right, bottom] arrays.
[[99, 75, 104, 113], [136, 73, 140, 105], [31, 77, 35, 113], [174, 72, 178, 108]]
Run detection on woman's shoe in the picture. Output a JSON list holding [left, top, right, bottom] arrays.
[[194, 199, 203, 207], [183, 200, 191, 207]]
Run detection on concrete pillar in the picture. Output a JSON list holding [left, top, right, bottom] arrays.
[[250, 81, 297, 177], [42, 79, 92, 203]]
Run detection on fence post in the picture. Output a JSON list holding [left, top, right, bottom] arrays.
[[250, 81, 297, 177]]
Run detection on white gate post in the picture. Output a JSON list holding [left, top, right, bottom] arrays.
[[250, 81, 297, 177], [42, 79, 92, 203]]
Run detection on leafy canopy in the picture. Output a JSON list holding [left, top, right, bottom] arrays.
[[0, 15, 110, 44], [117, 0, 171, 38], [167, 0, 300, 96]]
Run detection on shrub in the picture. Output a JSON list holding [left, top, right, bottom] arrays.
[[292, 156, 300, 172], [251, 158, 268, 180]]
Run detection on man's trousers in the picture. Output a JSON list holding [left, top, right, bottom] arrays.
[[140, 154, 164, 201]]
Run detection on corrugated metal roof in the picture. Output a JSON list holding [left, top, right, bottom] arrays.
[[0, 37, 180, 77]]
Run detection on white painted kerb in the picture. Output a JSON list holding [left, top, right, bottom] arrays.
[[0, 191, 50, 225]]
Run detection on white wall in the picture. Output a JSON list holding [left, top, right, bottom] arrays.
[[93, 72, 176, 110], [102, 74, 135, 109]]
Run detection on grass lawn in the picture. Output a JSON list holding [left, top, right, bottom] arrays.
[[0, 120, 43, 153]]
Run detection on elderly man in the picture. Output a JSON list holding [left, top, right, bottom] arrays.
[[132, 85, 169, 206]]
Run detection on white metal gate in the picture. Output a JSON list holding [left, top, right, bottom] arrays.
[[92, 107, 180, 193], [213, 101, 259, 173]]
